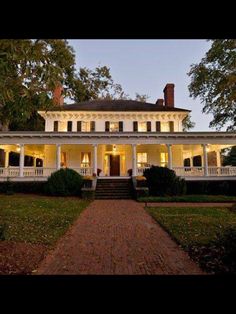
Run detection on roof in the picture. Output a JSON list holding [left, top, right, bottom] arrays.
[[47, 99, 190, 112]]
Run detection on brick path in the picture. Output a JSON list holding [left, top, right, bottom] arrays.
[[36, 200, 203, 275]]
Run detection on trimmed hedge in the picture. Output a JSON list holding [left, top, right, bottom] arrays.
[[44, 168, 83, 196], [0, 181, 46, 194], [144, 166, 186, 196], [186, 180, 236, 196]]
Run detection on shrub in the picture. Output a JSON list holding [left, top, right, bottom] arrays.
[[0, 224, 6, 240], [44, 168, 83, 196], [143, 165, 186, 196]]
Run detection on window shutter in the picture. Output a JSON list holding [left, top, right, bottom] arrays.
[[54, 121, 58, 132], [67, 121, 72, 132], [169, 121, 174, 132], [133, 121, 138, 132], [90, 121, 95, 132], [105, 121, 110, 132], [156, 121, 161, 132], [77, 121, 81, 132], [119, 121, 123, 132], [147, 121, 151, 132]]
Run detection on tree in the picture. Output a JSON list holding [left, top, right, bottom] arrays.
[[222, 146, 236, 166], [135, 93, 149, 102], [0, 39, 77, 131], [188, 39, 236, 131], [182, 114, 195, 131]]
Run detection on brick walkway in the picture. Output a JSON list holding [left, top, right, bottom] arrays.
[[36, 200, 203, 275]]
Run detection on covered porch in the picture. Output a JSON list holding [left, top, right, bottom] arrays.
[[0, 140, 236, 181]]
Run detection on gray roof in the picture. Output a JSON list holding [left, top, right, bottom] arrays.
[[49, 99, 190, 112]]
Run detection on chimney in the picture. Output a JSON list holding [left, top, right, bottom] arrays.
[[156, 98, 164, 106], [163, 83, 175, 107], [53, 83, 64, 106]]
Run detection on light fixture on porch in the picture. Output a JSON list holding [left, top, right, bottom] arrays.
[[112, 145, 117, 155], [81, 152, 90, 168], [206, 144, 210, 152], [16, 145, 20, 152]]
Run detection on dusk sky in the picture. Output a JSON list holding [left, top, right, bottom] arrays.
[[69, 40, 214, 131]]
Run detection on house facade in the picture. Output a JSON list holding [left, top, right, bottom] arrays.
[[0, 83, 236, 181]]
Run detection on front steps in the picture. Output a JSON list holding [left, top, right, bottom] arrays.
[[95, 178, 133, 199]]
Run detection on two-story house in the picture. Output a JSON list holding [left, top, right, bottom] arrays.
[[0, 83, 236, 180]]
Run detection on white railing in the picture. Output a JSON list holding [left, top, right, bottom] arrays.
[[173, 166, 204, 177], [208, 166, 236, 176], [137, 167, 150, 176], [73, 167, 93, 176], [0, 167, 56, 178]]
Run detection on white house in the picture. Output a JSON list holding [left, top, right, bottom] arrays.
[[0, 83, 236, 181]]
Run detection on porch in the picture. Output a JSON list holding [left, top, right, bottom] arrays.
[[0, 139, 236, 181]]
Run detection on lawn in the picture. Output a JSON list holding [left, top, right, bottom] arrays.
[[0, 194, 90, 245], [147, 206, 236, 273], [138, 195, 236, 203]]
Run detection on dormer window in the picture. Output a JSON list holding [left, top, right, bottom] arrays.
[[105, 121, 123, 132], [110, 122, 119, 132], [81, 121, 91, 132]]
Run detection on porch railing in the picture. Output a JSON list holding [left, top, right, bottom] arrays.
[[73, 167, 93, 176]]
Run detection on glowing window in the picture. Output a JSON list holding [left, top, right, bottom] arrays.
[[161, 122, 170, 132], [81, 152, 91, 168], [110, 122, 119, 132], [81, 122, 91, 132], [137, 152, 147, 168], [160, 152, 168, 167], [138, 122, 147, 132]]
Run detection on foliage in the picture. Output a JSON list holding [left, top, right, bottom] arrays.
[[185, 180, 236, 196], [45, 168, 83, 196], [0, 181, 46, 194], [188, 39, 236, 130], [138, 194, 236, 203], [135, 93, 150, 102], [0, 224, 6, 240], [143, 165, 186, 196], [182, 114, 195, 131], [81, 189, 95, 200], [222, 145, 236, 166], [147, 206, 236, 273], [0, 194, 89, 245]]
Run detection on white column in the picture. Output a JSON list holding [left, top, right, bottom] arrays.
[[216, 150, 221, 167], [33, 157, 37, 167], [19, 144, 24, 177], [4, 150, 9, 168], [93, 144, 97, 175], [202, 144, 208, 176], [132, 144, 137, 176], [56, 144, 61, 170], [190, 157, 193, 168], [167, 144, 173, 169]]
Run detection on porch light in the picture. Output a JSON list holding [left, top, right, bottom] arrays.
[[82, 153, 90, 164], [112, 145, 117, 154], [16, 145, 20, 152]]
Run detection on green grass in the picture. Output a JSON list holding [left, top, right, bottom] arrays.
[[0, 194, 90, 245], [147, 206, 236, 247], [138, 195, 236, 203]]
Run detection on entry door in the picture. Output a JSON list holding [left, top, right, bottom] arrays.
[[110, 155, 120, 176]]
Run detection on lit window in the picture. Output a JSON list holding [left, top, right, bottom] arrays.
[[81, 152, 91, 168], [81, 122, 91, 132], [138, 122, 147, 132], [137, 153, 147, 168], [161, 122, 170, 132], [160, 152, 168, 167], [110, 122, 119, 132]]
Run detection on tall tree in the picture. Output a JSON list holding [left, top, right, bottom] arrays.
[[188, 39, 236, 131], [182, 115, 195, 131]]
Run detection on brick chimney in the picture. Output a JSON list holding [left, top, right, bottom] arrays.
[[156, 98, 164, 106], [53, 83, 64, 106], [163, 83, 175, 107]]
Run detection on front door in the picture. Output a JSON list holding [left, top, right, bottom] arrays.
[[110, 155, 120, 176]]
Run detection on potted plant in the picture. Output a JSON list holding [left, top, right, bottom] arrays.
[[97, 168, 102, 176], [127, 169, 132, 176]]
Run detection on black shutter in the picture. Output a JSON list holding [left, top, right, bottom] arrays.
[[105, 121, 110, 132], [119, 121, 123, 132], [156, 121, 161, 132], [77, 121, 81, 132], [147, 121, 151, 132], [90, 121, 95, 132], [169, 121, 174, 132], [133, 121, 138, 132], [54, 121, 58, 132], [67, 121, 72, 132]]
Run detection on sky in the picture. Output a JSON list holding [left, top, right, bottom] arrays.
[[68, 40, 213, 131]]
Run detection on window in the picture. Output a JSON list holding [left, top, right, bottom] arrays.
[[81, 152, 91, 168], [156, 121, 161, 132], [81, 122, 91, 132], [54, 121, 58, 132], [109, 122, 119, 132], [160, 152, 168, 167], [161, 122, 170, 132], [138, 122, 147, 132], [137, 152, 147, 168], [67, 121, 72, 132]]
